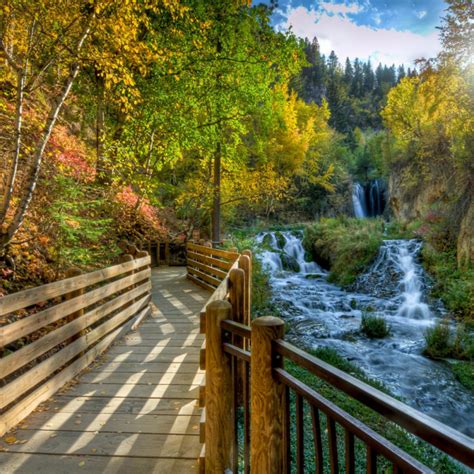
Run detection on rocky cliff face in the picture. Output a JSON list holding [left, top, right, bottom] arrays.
[[388, 169, 473, 269]]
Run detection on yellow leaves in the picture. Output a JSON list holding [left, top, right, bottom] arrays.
[[4, 436, 17, 444]]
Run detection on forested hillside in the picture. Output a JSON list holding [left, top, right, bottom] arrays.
[[294, 38, 416, 133]]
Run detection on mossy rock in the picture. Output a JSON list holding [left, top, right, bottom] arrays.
[[261, 233, 274, 249], [274, 231, 286, 249], [281, 254, 300, 272]]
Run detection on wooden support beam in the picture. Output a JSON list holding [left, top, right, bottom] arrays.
[[205, 300, 234, 472], [250, 316, 286, 473]]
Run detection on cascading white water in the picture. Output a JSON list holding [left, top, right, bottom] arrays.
[[396, 242, 431, 319], [352, 182, 367, 218], [256, 231, 322, 274], [282, 233, 320, 273], [255, 231, 474, 435], [353, 240, 431, 319]]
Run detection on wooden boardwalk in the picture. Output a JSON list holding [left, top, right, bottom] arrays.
[[0, 267, 208, 474]]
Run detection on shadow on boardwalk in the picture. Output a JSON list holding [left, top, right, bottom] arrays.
[[0, 267, 208, 474]]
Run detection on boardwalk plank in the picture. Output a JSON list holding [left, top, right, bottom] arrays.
[[17, 412, 200, 435], [0, 430, 200, 458], [40, 396, 200, 416], [0, 454, 198, 474], [80, 370, 204, 385], [61, 383, 199, 399]]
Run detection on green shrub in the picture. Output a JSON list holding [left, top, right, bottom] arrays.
[[424, 323, 474, 360], [360, 314, 391, 338], [424, 323, 452, 359], [303, 217, 384, 286]]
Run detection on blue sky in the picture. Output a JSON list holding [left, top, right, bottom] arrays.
[[255, 0, 446, 65]]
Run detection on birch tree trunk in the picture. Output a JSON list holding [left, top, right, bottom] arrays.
[[1, 18, 95, 249]]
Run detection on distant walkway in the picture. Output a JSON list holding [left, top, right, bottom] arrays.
[[0, 267, 208, 473]]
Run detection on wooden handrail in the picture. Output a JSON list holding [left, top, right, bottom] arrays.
[[0, 256, 149, 316], [186, 242, 240, 293], [273, 368, 432, 473], [0, 253, 152, 437]]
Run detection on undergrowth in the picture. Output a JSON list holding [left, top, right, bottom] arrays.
[[421, 247, 474, 319], [360, 313, 391, 338]]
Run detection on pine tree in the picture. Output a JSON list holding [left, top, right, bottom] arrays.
[[397, 65, 406, 81], [363, 60, 375, 93], [344, 57, 354, 85]]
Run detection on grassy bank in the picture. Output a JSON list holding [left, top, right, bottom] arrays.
[[421, 247, 474, 320], [303, 217, 386, 285]]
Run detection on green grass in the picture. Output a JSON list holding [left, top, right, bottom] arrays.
[[422, 247, 474, 319], [451, 361, 474, 391], [424, 322, 474, 362], [303, 217, 385, 285], [360, 314, 391, 338]]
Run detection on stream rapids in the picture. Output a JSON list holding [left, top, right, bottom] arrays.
[[256, 231, 474, 437]]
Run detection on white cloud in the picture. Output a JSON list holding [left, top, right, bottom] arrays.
[[373, 12, 382, 25], [276, 6, 441, 66], [416, 10, 427, 19], [320, 1, 363, 16]]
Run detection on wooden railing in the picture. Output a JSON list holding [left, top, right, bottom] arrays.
[[192, 243, 474, 473], [185, 242, 253, 473], [0, 252, 151, 436], [186, 242, 241, 292]]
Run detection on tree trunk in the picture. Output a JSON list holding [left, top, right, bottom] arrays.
[[1, 19, 94, 249], [94, 73, 107, 184], [211, 141, 221, 246], [0, 69, 25, 224]]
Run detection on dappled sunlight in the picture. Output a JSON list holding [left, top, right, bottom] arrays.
[[0, 267, 206, 472]]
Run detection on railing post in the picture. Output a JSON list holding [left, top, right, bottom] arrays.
[[250, 316, 286, 473], [229, 267, 246, 404], [205, 300, 234, 472], [239, 251, 252, 326]]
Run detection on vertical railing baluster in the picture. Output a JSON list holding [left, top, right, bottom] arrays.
[[250, 317, 285, 472], [296, 393, 304, 473], [232, 353, 239, 472], [205, 300, 234, 472], [244, 359, 250, 474], [311, 406, 324, 474], [392, 463, 401, 474], [344, 429, 355, 474], [283, 386, 291, 473], [366, 446, 377, 474], [327, 416, 339, 474]]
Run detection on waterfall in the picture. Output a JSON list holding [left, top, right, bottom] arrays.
[[282, 233, 320, 273], [352, 183, 367, 218], [352, 180, 386, 218], [396, 242, 431, 319], [256, 231, 321, 274], [354, 240, 431, 319]]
